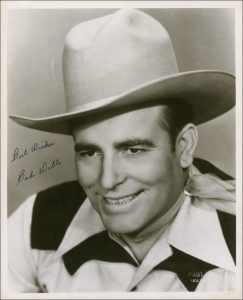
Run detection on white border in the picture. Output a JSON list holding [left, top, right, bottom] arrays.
[[5, 1, 243, 9], [235, 2, 243, 298], [1, 1, 242, 299], [1, 1, 8, 299]]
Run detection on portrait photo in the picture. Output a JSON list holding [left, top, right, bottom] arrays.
[[2, 1, 242, 298]]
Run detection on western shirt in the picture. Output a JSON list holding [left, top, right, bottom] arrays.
[[8, 183, 236, 292]]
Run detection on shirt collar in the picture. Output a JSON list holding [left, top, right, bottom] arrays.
[[168, 195, 235, 272], [54, 198, 105, 258], [55, 194, 235, 273]]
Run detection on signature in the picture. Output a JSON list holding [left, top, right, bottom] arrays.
[[17, 158, 61, 185], [11, 140, 55, 163]]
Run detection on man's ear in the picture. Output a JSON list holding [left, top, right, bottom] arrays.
[[175, 123, 198, 168]]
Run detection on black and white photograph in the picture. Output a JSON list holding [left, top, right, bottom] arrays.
[[1, 0, 242, 298]]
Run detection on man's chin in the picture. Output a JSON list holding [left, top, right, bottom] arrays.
[[102, 217, 145, 236]]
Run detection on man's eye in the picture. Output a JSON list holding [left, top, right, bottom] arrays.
[[125, 148, 144, 154], [78, 150, 97, 157]]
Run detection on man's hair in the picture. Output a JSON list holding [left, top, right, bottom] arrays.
[[158, 100, 194, 151]]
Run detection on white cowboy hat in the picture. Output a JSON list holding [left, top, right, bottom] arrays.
[[10, 8, 235, 135]]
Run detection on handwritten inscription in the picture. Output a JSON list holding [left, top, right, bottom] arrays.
[[17, 169, 36, 184], [11, 140, 55, 163], [16, 158, 61, 185], [11, 140, 63, 185], [39, 158, 61, 174]]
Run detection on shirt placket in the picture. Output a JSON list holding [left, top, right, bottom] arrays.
[[110, 225, 173, 291], [128, 226, 173, 291]]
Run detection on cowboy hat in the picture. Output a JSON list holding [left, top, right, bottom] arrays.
[[9, 8, 235, 135]]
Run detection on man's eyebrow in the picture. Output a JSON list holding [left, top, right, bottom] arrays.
[[74, 142, 100, 152], [114, 138, 156, 149]]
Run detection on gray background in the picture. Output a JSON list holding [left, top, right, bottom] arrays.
[[8, 8, 235, 216]]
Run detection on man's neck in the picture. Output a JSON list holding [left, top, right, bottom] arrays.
[[119, 223, 170, 263], [114, 190, 186, 263]]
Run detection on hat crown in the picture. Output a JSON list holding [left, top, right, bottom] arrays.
[[10, 9, 235, 134], [63, 9, 178, 111]]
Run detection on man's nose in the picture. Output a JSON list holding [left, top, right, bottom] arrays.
[[100, 154, 125, 190]]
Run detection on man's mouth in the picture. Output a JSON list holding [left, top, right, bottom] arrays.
[[103, 191, 142, 206]]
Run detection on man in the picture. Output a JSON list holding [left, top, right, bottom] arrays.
[[8, 8, 236, 292]]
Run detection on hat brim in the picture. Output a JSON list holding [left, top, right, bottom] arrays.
[[9, 70, 235, 135]]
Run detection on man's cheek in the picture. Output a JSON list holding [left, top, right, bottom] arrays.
[[76, 163, 100, 187], [129, 160, 170, 183]]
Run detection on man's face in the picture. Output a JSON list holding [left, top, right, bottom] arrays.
[[72, 106, 185, 236]]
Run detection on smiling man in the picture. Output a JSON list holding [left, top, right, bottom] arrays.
[[71, 104, 197, 264], [8, 9, 236, 292]]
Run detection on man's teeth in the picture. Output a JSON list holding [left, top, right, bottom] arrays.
[[104, 194, 139, 205]]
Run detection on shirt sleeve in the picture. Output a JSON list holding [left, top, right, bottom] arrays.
[[8, 194, 41, 293]]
